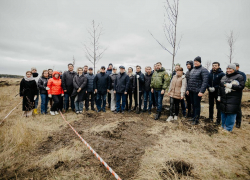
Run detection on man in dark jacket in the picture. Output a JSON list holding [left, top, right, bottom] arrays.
[[85, 67, 96, 111], [207, 62, 225, 124], [186, 56, 209, 125], [83, 65, 88, 75], [114, 66, 130, 114], [62, 63, 77, 112], [185, 60, 193, 117], [94, 66, 110, 112], [106, 63, 113, 108], [125, 67, 135, 112], [133, 65, 145, 114], [109, 67, 118, 112], [143, 66, 153, 114]]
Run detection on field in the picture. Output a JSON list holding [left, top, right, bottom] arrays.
[[0, 78, 250, 180]]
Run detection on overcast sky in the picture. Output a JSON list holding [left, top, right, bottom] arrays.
[[0, 0, 249, 75]]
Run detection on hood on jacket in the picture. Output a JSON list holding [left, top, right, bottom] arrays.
[[156, 67, 166, 72], [186, 60, 194, 70], [210, 68, 223, 74], [52, 71, 60, 79]]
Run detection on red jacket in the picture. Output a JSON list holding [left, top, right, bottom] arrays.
[[47, 71, 64, 95]]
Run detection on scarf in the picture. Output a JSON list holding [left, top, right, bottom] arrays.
[[24, 75, 34, 81]]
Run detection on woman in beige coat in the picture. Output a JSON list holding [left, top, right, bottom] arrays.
[[167, 67, 187, 121]]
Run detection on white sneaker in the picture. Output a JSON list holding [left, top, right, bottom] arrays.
[[166, 116, 174, 122], [79, 111, 83, 114], [50, 111, 55, 116], [174, 116, 178, 120], [55, 111, 59, 115], [76, 111, 79, 114]]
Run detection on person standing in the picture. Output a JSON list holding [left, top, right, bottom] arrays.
[[218, 64, 245, 132], [114, 66, 130, 114], [152, 64, 157, 108], [20, 71, 38, 117], [106, 63, 113, 108], [38, 70, 50, 114], [142, 66, 153, 114], [185, 60, 193, 118], [48, 69, 53, 79], [47, 71, 64, 115], [186, 56, 209, 125], [85, 67, 96, 111], [109, 66, 118, 112], [125, 67, 135, 112], [150, 62, 168, 120], [62, 63, 77, 112], [167, 67, 187, 121], [233, 63, 247, 128], [94, 66, 110, 112], [133, 65, 145, 114], [31, 67, 39, 115], [83, 65, 88, 75], [72, 67, 87, 114], [207, 62, 225, 124]]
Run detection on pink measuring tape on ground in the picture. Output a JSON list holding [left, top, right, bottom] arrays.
[[0, 101, 22, 125], [59, 111, 122, 180]]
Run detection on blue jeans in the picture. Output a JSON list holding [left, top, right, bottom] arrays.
[[75, 101, 84, 112], [64, 93, 75, 110], [221, 112, 237, 132], [116, 93, 126, 111], [143, 91, 153, 111], [40, 94, 49, 114], [154, 90, 164, 112], [96, 93, 107, 111], [189, 91, 201, 119], [35, 90, 39, 108]]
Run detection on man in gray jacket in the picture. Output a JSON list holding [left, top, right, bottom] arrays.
[[109, 67, 118, 112]]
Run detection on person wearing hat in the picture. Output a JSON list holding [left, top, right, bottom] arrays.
[[85, 67, 96, 111], [109, 66, 118, 112], [125, 67, 135, 112], [94, 66, 110, 112], [217, 64, 245, 132], [114, 66, 130, 114], [31, 67, 39, 115], [185, 60, 194, 118], [233, 63, 246, 128], [186, 56, 209, 125]]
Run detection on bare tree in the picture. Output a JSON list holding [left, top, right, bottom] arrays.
[[83, 20, 107, 74], [72, 56, 75, 67], [226, 30, 237, 63], [149, 0, 182, 73], [204, 60, 212, 70]]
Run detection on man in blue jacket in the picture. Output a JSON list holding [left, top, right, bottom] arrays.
[[85, 67, 96, 111], [114, 66, 130, 114], [186, 56, 209, 125], [207, 62, 225, 124]]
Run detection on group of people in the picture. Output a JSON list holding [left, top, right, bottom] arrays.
[[19, 56, 246, 132]]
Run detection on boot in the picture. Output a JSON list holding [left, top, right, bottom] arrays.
[[236, 121, 241, 128], [192, 116, 199, 125], [216, 119, 221, 126], [33, 108, 38, 115], [154, 112, 161, 120]]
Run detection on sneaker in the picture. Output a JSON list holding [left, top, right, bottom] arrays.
[[166, 116, 174, 122], [91, 108, 95, 111], [121, 111, 124, 114], [55, 111, 59, 115], [114, 110, 120, 114], [174, 116, 178, 120], [79, 111, 83, 114], [76, 111, 79, 114], [50, 111, 55, 116]]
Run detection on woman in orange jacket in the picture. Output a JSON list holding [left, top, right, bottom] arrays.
[[47, 71, 64, 115]]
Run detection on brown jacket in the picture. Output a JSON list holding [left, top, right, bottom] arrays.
[[168, 75, 187, 99]]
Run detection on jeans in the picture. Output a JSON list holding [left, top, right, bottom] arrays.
[[116, 93, 126, 111], [74, 96, 84, 112], [64, 93, 75, 110], [40, 94, 49, 114], [181, 99, 186, 116], [209, 90, 221, 120], [85, 92, 95, 109], [170, 97, 180, 116], [126, 90, 133, 110], [51, 95, 63, 111], [154, 90, 164, 112], [221, 112, 237, 132], [134, 91, 143, 110], [110, 90, 116, 111], [96, 93, 107, 111], [189, 91, 201, 120], [143, 91, 153, 111], [35, 90, 39, 108]]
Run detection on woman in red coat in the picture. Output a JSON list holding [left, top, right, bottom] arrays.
[[47, 71, 64, 115]]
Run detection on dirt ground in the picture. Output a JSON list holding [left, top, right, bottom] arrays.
[[0, 78, 250, 180]]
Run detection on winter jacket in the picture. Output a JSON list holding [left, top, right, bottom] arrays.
[[133, 71, 145, 92], [106, 69, 112, 76], [94, 72, 110, 94], [72, 74, 88, 101], [187, 65, 209, 93], [38, 76, 49, 94], [208, 68, 225, 89], [144, 72, 153, 92], [150, 67, 168, 90], [237, 70, 247, 83], [109, 73, 118, 90], [185, 61, 194, 84], [32, 73, 39, 86], [168, 75, 187, 99], [127, 73, 135, 92], [86, 73, 95, 92], [218, 71, 245, 114], [61, 70, 77, 95], [114, 72, 130, 93], [47, 71, 64, 95]]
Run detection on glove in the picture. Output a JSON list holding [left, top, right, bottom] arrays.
[[34, 95, 37, 100], [209, 87, 215, 92], [225, 83, 232, 89], [136, 75, 139, 78], [46, 87, 50, 90], [48, 94, 52, 98], [225, 87, 232, 94], [61, 94, 64, 97], [217, 96, 221, 101]]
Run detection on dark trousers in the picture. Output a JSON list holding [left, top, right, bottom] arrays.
[[51, 95, 63, 111], [96, 92, 107, 111], [126, 90, 133, 110], [64, 93, 75, 110], [209, 91, 221, 120], [134, 91, 143, 110], [108, 92, 111, 107], [154, 90, 164, 112], [116, 93, 126, 111], [185, 94, 192, 116], [189, 91, 201, 120], [236, 104, 242, 124], [170, 97, 181, 116], [181, 99, 186, 116], [143, 91, 153, 111], [85, 92, 95, 109], [152, 91, 156, 107]]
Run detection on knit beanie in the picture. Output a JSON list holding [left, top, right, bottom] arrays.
[[227, 64, 236, 71], [194, 56, 201, 63]]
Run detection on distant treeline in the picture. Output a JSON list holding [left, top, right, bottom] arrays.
[[0, 74, 23, 78]]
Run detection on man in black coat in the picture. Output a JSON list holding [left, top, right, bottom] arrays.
[[85, 67, 96, 111], [114, 66, 130, 114], [143, 66, 153, 114], [207, 62, 225, 124], [62, 63, 77, 112], [185, 60, 193, 117], [186, 56, 209, 125], [109, 66, 118, 112], [94, 66, 110, 112]]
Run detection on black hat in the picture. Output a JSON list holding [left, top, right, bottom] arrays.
[[119, 65, 125, 69], [194, 56, 201, 63], [101, 66, 106, 69], [108, 63, 113, 66], [88, 67, 93, 70]]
